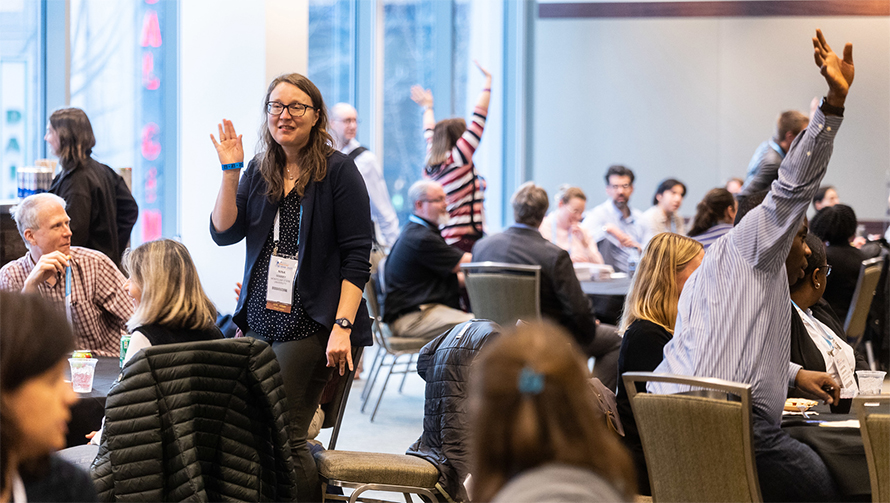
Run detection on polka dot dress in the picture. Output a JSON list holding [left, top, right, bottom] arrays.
[[246, 189, 325, 341]]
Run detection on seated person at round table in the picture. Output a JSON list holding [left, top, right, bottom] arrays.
[[640, 178, 688, 239], [538, 185, 604, 264], [687, 188, 737, 250], [0, 192, 132, 357], [1, 291, 98, 503], [468, 321, 636, 502], [615, 232, 704, 496], [790, 233, 868, 397], [119, 239, 223, 366], [810, 203, 881, 323], [88, 239, 222, 445]]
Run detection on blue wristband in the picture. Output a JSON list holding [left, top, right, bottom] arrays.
[[222, 162, 244, 171]]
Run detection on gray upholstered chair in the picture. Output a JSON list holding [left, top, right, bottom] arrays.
[[622, 372, 762, 503], [460, 262, 541, 326], [853, 395, 890, 503], [844, 257, 885, 348], [313, 336, 439, 503], [314, 451, 439, 503], [360, 274, 428, 422]]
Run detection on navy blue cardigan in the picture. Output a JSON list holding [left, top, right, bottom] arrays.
[[210, 151, 373, 347]]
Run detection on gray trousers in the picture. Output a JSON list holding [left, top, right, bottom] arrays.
[[586, 323, 622, 392], [249, 329, 333, 503]]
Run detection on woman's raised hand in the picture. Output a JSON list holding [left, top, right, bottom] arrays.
[[474, 59, 492, 80], [210, 119, 244, 165], [410, 85, 434, 109]]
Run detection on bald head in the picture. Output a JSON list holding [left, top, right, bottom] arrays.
[[330, 103, 358, 148]]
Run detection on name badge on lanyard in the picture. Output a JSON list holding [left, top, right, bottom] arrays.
[[795, 302, 857, 393], [65, 263, 73, 324], [266, 207, 300, 313]]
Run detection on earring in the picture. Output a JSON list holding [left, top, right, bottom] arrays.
[[815, 282, 821, 289]]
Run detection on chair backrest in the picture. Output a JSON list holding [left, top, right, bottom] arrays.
[[92, 338, 297, 502], [319, 345, 364, 450], [845, 257, 886, 345], [853, 395, 890, 503], [622, 372, 762, 503], [365, 274, 394, 347], [461, 262, 541, 326]]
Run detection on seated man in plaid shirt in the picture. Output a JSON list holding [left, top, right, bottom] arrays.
[[1, 193, 132, 356]]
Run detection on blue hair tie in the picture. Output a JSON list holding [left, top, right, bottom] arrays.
[[518, 366, 544, 395]]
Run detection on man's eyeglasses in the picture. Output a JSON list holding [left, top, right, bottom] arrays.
[[334, 118, 358, 125], [608, 184, 632, 190], [266, 101, 316, 117], [421, 197, 446, 204], [819, 264, 832, 277]]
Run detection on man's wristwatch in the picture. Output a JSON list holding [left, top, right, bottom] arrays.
[[819, 96, 844, 117], [334, 318, 353, 331]]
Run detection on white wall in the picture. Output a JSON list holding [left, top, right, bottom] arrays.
[[532, 17, 890, 220], [179, 0, 308, 314]]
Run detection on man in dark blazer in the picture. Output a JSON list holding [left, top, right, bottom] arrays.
[[472, 182, 622, 390]]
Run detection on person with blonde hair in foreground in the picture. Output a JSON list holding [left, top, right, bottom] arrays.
[[469, 322, 636, 502], [119, 239, 223, 365], [615, 232, 704, 495]]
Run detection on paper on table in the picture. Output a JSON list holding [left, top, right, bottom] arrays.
[[818, 420, 860, 428]]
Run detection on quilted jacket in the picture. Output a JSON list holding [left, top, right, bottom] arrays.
[[406, 320, 501, 502], [90, 337, 297, 502]]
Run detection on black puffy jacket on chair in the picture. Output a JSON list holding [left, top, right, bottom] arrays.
[[406, 320, 501, 502], [90, 337, 297, 502]]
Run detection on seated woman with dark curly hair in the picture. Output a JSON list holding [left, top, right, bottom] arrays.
[[810, 203, 880, 322], [790, 233, 868, 395]]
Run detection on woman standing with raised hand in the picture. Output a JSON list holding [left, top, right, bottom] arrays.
[[209, 73, 373, 502], [411, 61, 491, 252]]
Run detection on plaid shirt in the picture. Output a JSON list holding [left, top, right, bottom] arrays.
[[0, 247, 132, 356]]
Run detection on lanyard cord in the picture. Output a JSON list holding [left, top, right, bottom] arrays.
[[273, 205, 302, 256], [792, 300, 836, 351]]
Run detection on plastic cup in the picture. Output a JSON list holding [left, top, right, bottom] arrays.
[[69, 358, 98, 393], [856, 370, 887, 396]]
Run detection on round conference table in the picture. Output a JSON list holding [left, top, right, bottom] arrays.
[[580, 274, 632, 296], [65, 356, 120, 448], [781, 400, 889, 501]]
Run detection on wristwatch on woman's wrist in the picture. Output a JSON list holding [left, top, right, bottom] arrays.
[[334, 318, 353, 331]]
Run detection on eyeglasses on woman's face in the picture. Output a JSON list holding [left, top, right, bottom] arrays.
[[818, 264, 832, 277], [266, 101, 315, 117]]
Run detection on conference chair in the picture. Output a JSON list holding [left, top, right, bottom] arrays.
[[853, 395, 890, 503], [313, 346, 439, 503], [460, 262, 541, 326], [622, 372, 762, 503], [844, 257, 885, 354], [361, 273, 428, 422], [91, 338, 297, 502], [317, 345, 364, 450]]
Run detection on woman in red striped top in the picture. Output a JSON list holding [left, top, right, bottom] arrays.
[[411, 61, 491, 252]]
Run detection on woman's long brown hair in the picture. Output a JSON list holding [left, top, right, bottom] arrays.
[[257, 73, 334, 200], [469, 322, 636, 501]]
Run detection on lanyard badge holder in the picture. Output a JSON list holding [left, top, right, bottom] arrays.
[[65, 262, 74, 324], [266, 208, 301, 313], [793, 302, 857, 394]]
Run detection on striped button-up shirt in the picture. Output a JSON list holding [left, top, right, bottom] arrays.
[[0, 246, 132, 356], [651, 109, 842, 426]]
